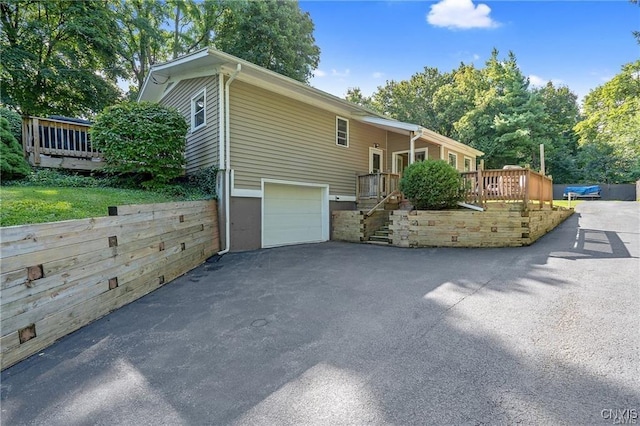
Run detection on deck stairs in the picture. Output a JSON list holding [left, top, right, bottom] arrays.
[[367, 220, 392, 245]]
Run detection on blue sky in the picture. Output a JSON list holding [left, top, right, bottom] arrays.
[[300, 0, 640, 102]]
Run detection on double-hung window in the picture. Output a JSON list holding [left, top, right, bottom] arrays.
[[464, 157, 472, 172], [336, 117, 349, 147], [448, 152, 457, 169], [191, 89, 206, 131]]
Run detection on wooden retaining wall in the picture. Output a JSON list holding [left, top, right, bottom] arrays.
[[1, 201, 219, 370]]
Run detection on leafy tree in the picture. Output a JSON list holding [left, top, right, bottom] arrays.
[[399, 160, 463, 210], [574, 60, 640, 183], [167, 0, 222, 59], [345, 87, 374, 109], [432, 63, 486, 139], [213, 0, 320, 83], [532, 83, 581, 183], [0, 0, 122, 117], [90, 102, 188, 186], [113, 0, 167, 96], [455, 50, 550, 169], [0, 117, 31, 180], [369, 67, 452, 136]]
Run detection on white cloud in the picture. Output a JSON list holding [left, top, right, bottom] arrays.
[[427, 0, 500, 30], [473, 54, 480, 61], [529, 74, 565, 88], [331, 69, 351, 77], [314, 69, 327, 78], [372, 72, 385, 79], [528, 74, 546, 87]]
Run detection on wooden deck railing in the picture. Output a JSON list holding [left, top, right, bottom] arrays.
[[461, 168, 553, 208], [356, 172, 400, 202], [22, 116, 101, 166]]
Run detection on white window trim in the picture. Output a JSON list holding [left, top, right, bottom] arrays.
[[464, 156, 473, 172], [191, 88, 206, 132], [391, 149, 428, 173], [369, 147, 384, 173], [336, 116, 349, 148], [448, 152, 458, 169]]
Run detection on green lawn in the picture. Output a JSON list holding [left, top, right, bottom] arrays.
[[0, 186, 180, 227], [553, 199, 584, 208]]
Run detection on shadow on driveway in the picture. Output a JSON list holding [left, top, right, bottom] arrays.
[[2, 203, 639, 424]]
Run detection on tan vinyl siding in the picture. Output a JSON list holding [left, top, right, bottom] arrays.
[[228, 80, 386, 195], [385, 133, 441, 165], [159, 76, 219, 174]]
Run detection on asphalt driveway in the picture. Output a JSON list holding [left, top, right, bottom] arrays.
[[2, 202, 639, 425]]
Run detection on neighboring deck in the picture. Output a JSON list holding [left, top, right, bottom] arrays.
[[22, 116, 104, 170]]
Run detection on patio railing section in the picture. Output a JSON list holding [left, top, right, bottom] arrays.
[[356, 172, 400, 202], [461, 168, 553, 208], [22, 116, 101, 165]]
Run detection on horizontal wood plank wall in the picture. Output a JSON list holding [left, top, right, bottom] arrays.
[[160, 76, 219, 174], [0, 201, 219, 370]]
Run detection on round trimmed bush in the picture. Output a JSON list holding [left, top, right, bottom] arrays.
[[90, 102, 188, 186], [399, 159, 463, 210]]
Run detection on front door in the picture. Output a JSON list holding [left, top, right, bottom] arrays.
[[369, 147, 383, 173]]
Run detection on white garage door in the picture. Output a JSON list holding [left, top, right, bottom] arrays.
[[263, 183, 327, 248]]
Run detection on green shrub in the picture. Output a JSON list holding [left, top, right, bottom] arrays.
[[0, 117, 31, 180], [4, 168, 116, 188], [90, 102, 188, 186], [399, 159, 463, 210], [0, 107, 22, 142], [187, 166, 218, 199]]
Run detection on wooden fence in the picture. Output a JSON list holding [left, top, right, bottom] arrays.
[[0, 200, 219, 370], [22, 116, 103, 170], [461, 168, 553, 208]]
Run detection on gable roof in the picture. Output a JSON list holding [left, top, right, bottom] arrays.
[[139, 48, 483, 157]]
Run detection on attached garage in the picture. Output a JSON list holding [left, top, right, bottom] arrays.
[[262, 181, 329, 248]]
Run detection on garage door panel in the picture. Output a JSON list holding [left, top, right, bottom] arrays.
[[263, 183, 327, 247]]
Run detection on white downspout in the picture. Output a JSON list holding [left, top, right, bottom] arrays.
[[218, 64, 241, 255], [409, 130, 421, 165]]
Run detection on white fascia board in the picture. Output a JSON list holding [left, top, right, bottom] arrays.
[[151, 48, 211, 73], [420, 128, 484, 157], [359, 116, 421, 133]]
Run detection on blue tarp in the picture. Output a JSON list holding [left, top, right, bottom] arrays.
[[563, 185, 601, 196]]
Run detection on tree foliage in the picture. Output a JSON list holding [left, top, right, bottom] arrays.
[[213, 0, 320, 83], [574, 60, 640, 183], [113, 0, 167, 96], [90, 102, 188, 186], [0, 117, 31, 180], [347, 49, 589, 183], [0, 0, 122, 117], [399, 160, 463, 210]]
